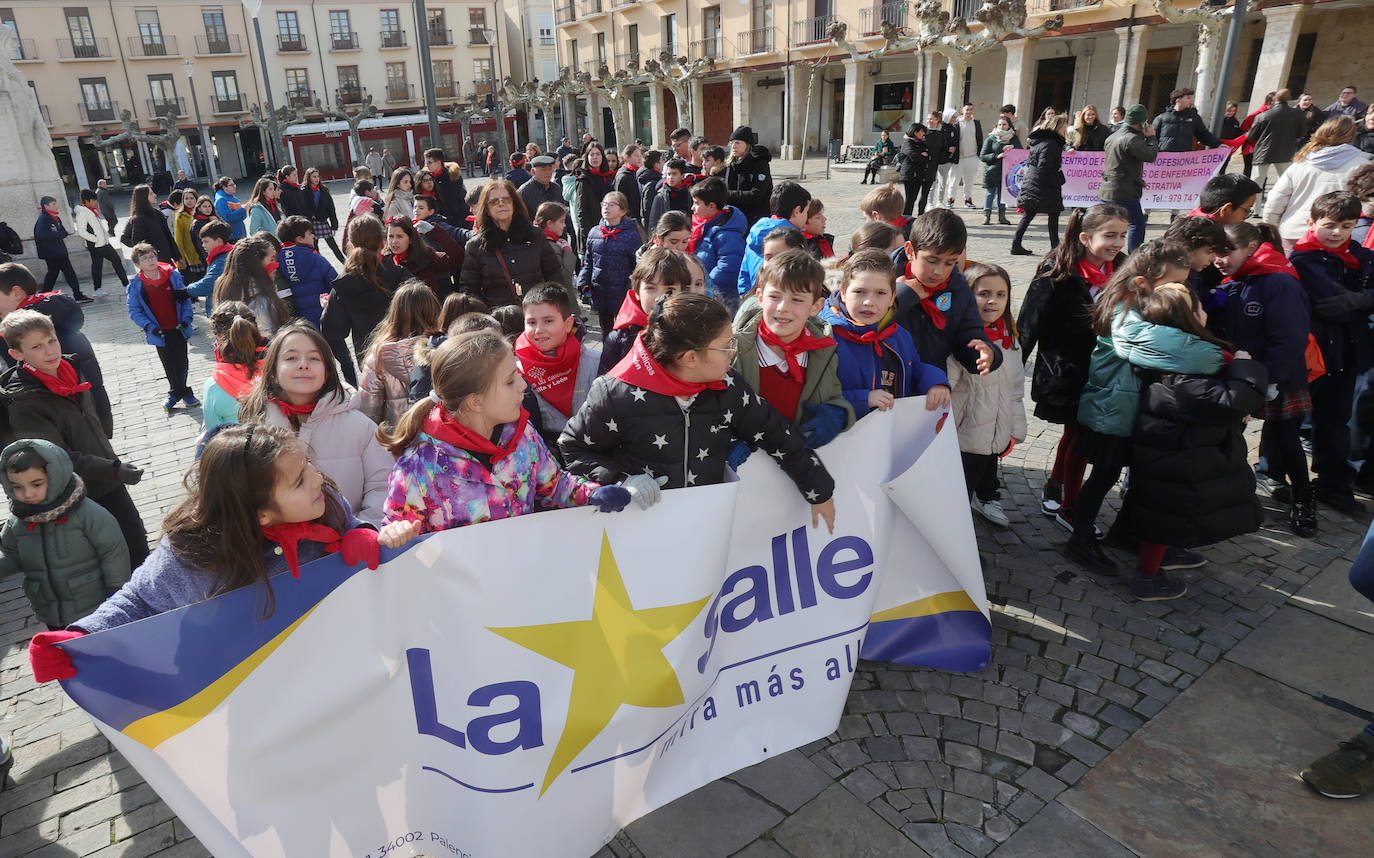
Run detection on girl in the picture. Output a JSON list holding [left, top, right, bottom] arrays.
[[1219, 220, 1316, 535], [174, 188, 205, 279], [189, 195, 216, 262], [1120, 285, 1266, 600], [979, 116, 1021, 225], [238, 323, 394, 525], [359, 281, 441, 426], [247, 178, 281, 236], [684, 253, 708, 296], [458, 181, 562, 309], [414, 169, 438, 203], [322, 215, 409, 379], [302, 167, 344, 263], [277, 165, 308, 218], [380, 330, 633, 532], [604, 149, 621, 176], [1066, 240, 1227, 578], [1071, 105, 1110, 152], [534, 201, 579, 305], [574, 143, 616, 253], [846, 221, 903, 258], [201, 301, 266, 435], [561, 293, 837, 531], [162, 189, 184, 235], [577, 191, 644, 335], [1017, 204, 1128, 530], [1012, 114, 1067, 256], [599, 248, 693, 373], [950, 263, 1026, 528], [384, 167, 414, 223], [28, 424, 419, 681], [120, 185, 181, 266], [212, 237, 291, 337], [212, 176, 248, 242], [801, 200, 835, 260], [648, 210, 691, 253], [385, 215, 462, 295], [342, 179, 381, 254]]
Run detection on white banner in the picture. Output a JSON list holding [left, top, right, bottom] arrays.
[[1001, 146, 1233, 210], [58, 400, 989, 858]]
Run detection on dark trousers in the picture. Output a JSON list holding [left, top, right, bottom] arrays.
[[961, 452, 1000, 502], [1072, 435, 1132, 541], [155, 329, 192, 398], [92, 485, 150, 571], [1013, 209, 1061, 248], [86, 244, 128, 290], [41, 257, 82, 296], [597, 310, 616, 338], [1262, 415, 1311, 489], [1311, 368, 1357, 488]]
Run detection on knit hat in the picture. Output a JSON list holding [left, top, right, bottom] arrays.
[[730, 126, 755, 144], [1124, 104, 1149, 126], [510, 153, 526, 167]]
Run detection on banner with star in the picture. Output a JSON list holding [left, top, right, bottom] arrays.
[[55, 399, 988, 858]]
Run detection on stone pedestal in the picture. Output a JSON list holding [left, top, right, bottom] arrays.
[[0, 28, 70, 260]]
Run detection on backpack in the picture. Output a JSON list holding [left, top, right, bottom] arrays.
[[0, 221, 23, 255]]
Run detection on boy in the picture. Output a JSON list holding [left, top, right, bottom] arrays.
[[737, 181, 813, 296], [127, 242, 196, 412], [277, 215, 337, 327], [0, 438, 130, 629], [820, 247, 950, 417], [505, 153, 531, 188], [861, 184, 913, 236], [33, 197, 89, 303], [73, 188, 127, 295], [1162, 215, 1233, 320], [702, 146, 727, 177], [185, 218, 234, 304], [1189, 173, 1261, 223], [892, 208, 999, 376], [515, 284, 601, 456], [637, 149, 664, 217], [413, 194, 472, 250], [0, 310, 148, 569], [688, 177, 748, 309], [647, 158, 693, 235], [345, 165, 372, 218], [802, 199, 835, 259], [423, 147, 471, 224], [614, 144, 646, 223], [598, 248, 692, 374], [732, 249, 853, 447], [1348, 163, 1374, 246], [1290, 190, 1374, 514], [0, 262, 113, 436]]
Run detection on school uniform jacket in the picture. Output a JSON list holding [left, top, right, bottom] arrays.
[[890, 253, 1003, 376], [1221, 269, 1311, 393], [1290, 243, 1374, 375], [731, 304, 854, 428], [1015, 269, 1100, 424]]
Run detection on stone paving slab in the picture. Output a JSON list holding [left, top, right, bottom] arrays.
[[623, 780, 784, 858], [1292, 552, 1374, 636], [1225, 604, 1374, 713], [771, 783, 931, 858], [987, 800, 1135, 858]]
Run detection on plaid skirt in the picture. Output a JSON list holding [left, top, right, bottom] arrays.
[[312, 219, 334, 240], [1263, 389, 1311, 421]]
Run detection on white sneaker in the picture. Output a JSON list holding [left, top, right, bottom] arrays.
[[1055, 510, 1104, 540], [971, 497, 1010, 527]]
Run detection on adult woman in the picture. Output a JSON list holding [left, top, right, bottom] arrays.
[[574, 143, 616, 252], [458, 180, 562, 309], [897, 122, 934, 218], [212, 176, 248, 241], [1011, 114, 1068, 256], [119, 184, 181, 265], [322, 215, 409, 377], [1221, 102, 1244, 142], [383, 216, 463, 296], [277, 165, 308, 217], [979, 116, 1021, 225], [173, 188, 204, 278], [246, 177, 281, 236], [1357, 105, 1374, 155], [302, 167, 344, 263], [1264, 116, 1373, 252], [1072, 105, 1110, 152], [384, 167, 414, 223], [484, 145, 498, 176], [862, 130, 897, 185]]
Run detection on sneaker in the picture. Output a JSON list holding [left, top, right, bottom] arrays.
[[1131, 570, 1187, 601], [1301, 732, 1374, 798], [1159, 546, 1206, 570], [1315, 483, 1366, 516], [74, 294, 94, 304], [163, 395, 178, 413], [1054, 510, 1103, 540], [1041, 480, 1063, 516], [971, 497, 1010, 527], [1064, 534, 1119, 577], [182, 393, 201, 408], [965, 199, 976, 209], [93, 287, 104, 297]]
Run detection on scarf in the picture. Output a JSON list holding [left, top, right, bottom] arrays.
[[1226, 242, 1300, 282], [205, 242, 234, 266], [831, 311, 898, 356], [82, 202, 101, 215], [757, 319, 835, 383], [16, 290, 61, 310], [984, 317, 1014, 349], [608, 334, 728, 398], [587, 166, 615, 179], [271, 397, 317, 419], [19, 473, 86, 530], [1365, 223, 1374, 251], [803, 231, 834, 258], [613, 290, 649, 331], [139, 261, 175, 288], [24, 360, 91, 397], [211, 360, 262, 400], [264, 199, 279, 217], [194, 212, 214, 223], [888, 216, 910, 230], [905, 261, 951, 330], [283, 180, 301, 191], [1186, 206, 1214, 220], [543, 228, 562, 242], [1077, 258, 1113, 299], [261, 521, 342, 579], [991, 127, 1015, 143], [688, 212, 709, 254], [1294, 230, 1360, 269], [514, 332, 582, 417], [422, 403, 529, 464]]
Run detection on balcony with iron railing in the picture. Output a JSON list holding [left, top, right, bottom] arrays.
[[584, 0, 605, 16], [428, 27, 452, 46], [736, 27, 778, 57], [147, 96, 186, 118], [9, 38, 37, 62], [614, 50, 640, 69], [474, 78, 494, 95], [330, 32, 359, 51], [277, 33, 308, 52], [690, 35, 728, 60], [949, 0, 980, 19], [793, 14, 840, 45], [380, 30, 407, 48], [656, 42, 679, 60], [38, 103, 52, 127], [583, 59, 604, 78], [612, 0, 635, 6], [211, 93, 245, 114], [127, 35, 179, 58], [195, 34, 243, 55], [861, 2, 910, 35], [386, 83, 416, 103], [539, 35, 555, 46], [77, 100, 119, 123], [58, 38, 112, 60], [335, 85, 367, 105], [286, 88, 315, 109], [434, 82, 457, 99], [1027, 0, 1100, 12], [555, 3, 576, 25]]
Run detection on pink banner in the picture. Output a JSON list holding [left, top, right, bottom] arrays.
[[1000, 147, 1233, 210]]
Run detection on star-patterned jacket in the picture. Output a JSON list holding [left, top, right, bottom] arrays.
[[558, 368, 835, 502]]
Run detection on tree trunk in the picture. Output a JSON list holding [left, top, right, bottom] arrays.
[[1192, 22, 1225, 123]]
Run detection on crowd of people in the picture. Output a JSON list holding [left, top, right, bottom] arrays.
[[4, 91, 1374, 799]]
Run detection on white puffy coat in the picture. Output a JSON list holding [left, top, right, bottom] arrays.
[[73, 205, 111, 248], [1264, 144, 1373, 241], [947, 341, 1027, 456]]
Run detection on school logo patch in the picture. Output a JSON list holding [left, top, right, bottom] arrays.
[[758, 173, 767, 181], [935, 293, 953, 312], [1243, 300, 1263, 317]]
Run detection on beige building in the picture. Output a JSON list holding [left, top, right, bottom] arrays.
[[556, 0, 1374, 156]]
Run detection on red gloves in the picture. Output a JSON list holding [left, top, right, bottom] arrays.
[[340, 528, 381, 570], [30, 630, 86, 683]]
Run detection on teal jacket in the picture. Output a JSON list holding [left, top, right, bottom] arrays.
[[1077, 308, 1225, 437]]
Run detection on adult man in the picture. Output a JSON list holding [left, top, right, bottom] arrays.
[[555, 136, 576, 160], [422, 147, 470, 224], [613, 144, 646, 223], [1247, 88, 1306, 210], [930, 110, 959, 208], [723, 125, 773, 224], [689, 135, 710, 172], [1327, 85, 1368, 118], [170, 170, 196, 192], [953, 103, 984, 209], [518, 155, 562, 216], [1100, 103, 1158, 252], [1151, 87, 1221, 152], [95, 179, 117, 232], [381, 148, 396, 180], [463, 136, 479, 177], [669, 128, 700, 175], [364, 147, 384, 178]]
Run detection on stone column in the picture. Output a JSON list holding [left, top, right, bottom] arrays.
[[689, 77, 705, 134], [842, 58, 867, 146], [731, 70, 751, 136], [1112, 24, 1152, 109], [1247, 4, 1307, 110], [944, 56, 966, 116], [782, 63, 811, 159], [64, 136, 91, 198], [1002, 39, 1035, 120], [647, 82, 666, 147], [585, 91, 602, 140]]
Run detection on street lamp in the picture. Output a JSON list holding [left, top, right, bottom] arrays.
[[481, 26, 504, 165], [241, 0, 282, 167], [182, 59, 216, 180]]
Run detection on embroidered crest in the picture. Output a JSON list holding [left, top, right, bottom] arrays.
[[935, 292, 953, 312], [1243, 301, 1263, 317]]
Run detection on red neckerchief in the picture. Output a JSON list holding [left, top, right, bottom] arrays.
[[16, 291, 62, 310], [887, 216, 910, 230], [211, 360, 262, 400], [803, 231, 835, 258], [205, 242, 234, 266], [427, 167, 443, 178], [757, 319, 835, 383], [1225, 242, 1299, 282], [422, 403, 529, 463], [264, 199, 279, 217], [984, 317, 1014, 349], [139, 262, 175, 288], [266, 260, 280, 276], [1294, 230, 1360, 269], [24, 360, 91, 397], [543, 228, 562, 242], [283, 180, 301, 190], [271, 397, 317, 418], [688, 212, 709, 254], [392, 250, 408, 266], [514, 332, 582, 417], [830, 304, 898, 355], [598, 224, 626, 240], [613, 290, 649, 330], [194, 212, 213, 223], [1076, 258, 1113, 294], [608, 333, 728, 397], [587, 166, 615, 179], [1186, 207, 1214, 220], [1364, 225, 1374, 251], [905, 261, 950, 330], [82, 203, 100, 214], [261, 522, 342, 578]]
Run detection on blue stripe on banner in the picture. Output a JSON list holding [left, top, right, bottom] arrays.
[[860, 611, 992, 672]]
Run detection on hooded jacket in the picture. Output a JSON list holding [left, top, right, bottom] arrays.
[[0, 438, 130, 628], [321, 261, 410, 369], [1100, 125, 1159, 204], [897, 135, 933, 183], [890, 254, 1003, 376], [213, 189, 249, 241], [948, 329, 1026, 456], [732, 301, 854, 427], [73, 205, 112, 249], [647, 182, 693, 235], [1017, 129, 1066, 213], [736, 216, 797, 296], [819, 293, 948, 418], [612, 165, 645, 223], [127, 265, 195, 346], [576, 219, 644, 314], [1221, 250, 1313, 390], [723, 146, 774, 224], [1290, 239, 1374, 374], [0, 292, 112, 437], [1150, 105, 1221, 153], [1265, 145, 1374, 240], [637, 166, 663, 220]]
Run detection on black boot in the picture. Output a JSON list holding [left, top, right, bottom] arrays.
[[1010, 243, 1034, 256], [998, 205, 1012, 225], [984, 209, 992, 225], [1290, 484, 1318, 537]]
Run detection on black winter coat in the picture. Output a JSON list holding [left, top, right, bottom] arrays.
[[927, 124, 958, 165], [890, 251, 1003, 375], [120, 211, 180, 264], [321, 260, 409, 367], [1291, 243, 1374, 374], [430, 167, 471, 226], [278, 182, 310, 218], [647, 184, 692, 234], [574, 169, 617, 248], [1017, 129, 1065, 213], [302, 184, 338, 229], [897, 136, 933, 182], [1017, 268, 1107, 424], [1073, 122, 1111, 152], [560, 367, 835, 500], [723, 146, 774, 224], [1220, 269, 1311, 393], [458, 224, 563, 309], [1123, 359, 1267, 548], [0, 293, 112, 437], [613, 165, 644, 223], [637, 167, 663, 222], [1150, 106, 1221, 153]]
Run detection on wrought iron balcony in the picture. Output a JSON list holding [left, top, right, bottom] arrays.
[[335, 85, 367, 105], [736, 27, 777, 57], [277, 34, 308, 52], [434, 82, 457, 99], [690, 35, 727, 60], [211, 94, 245, 114], [195, 34, 243, 55], [1026, 0, 1099, 12], [614, 50, 640, 69], [585, 0, 604, 14], [286, 88, 315, 109], [77, 100, 119, 123], [861, 2, 910, 35], [793, 15, 839, 46], [58, 38, 112, 60], [428, 27, 452, 46], [386, 83, 416, 103], [127, 35, 178, 57], [147, 96, 186, 118], [9, 38, 37, 61], [380, 30, 407, 48], [555, 3, 576, 25], [331, 32, 359, 51]]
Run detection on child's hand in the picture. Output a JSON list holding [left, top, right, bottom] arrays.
[[622, 473, 669, 508], [926, 385, 951, 411], [969, 339, 995, 375], [868, 390, 896, 412], [811, 498, 836, 534], [413, 219, 434, 235], [30, 630, 84, 683], [377, 519, 421, 550], [590, 485, 633, 512]]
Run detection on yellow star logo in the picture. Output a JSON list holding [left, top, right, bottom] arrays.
[[488, 532, 709, 796]]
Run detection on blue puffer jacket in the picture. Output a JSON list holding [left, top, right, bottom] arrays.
[[890, 251, 1004, 376], [1291, 242, 1374, 375], [213, 190, 248, 241], [278, 242, 337, 327], [576, 219, 643, 314], [818, 292, 948, 417], [737, 216, 796, 295], [694, 206, 748, 303], [1221, 270, 1311, 393], [127, 267, 194, 347], [33, 212, 69, 260], [186, 242, 233, 305]]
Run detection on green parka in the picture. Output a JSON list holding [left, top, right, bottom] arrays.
[[731, 302, 855, 428]]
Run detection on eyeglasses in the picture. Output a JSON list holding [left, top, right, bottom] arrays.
[[488, 197, 512, 207], [701, 337, 738, 354]]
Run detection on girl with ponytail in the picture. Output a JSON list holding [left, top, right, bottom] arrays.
[[200, 301, 267, 435], [322, 214, 409, 385]]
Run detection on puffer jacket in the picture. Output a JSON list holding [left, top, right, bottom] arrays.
[[120, 210, 181, 264], [0, 291, 112, 437], [127, 265, 195, 346], [1017, 129, 1066, 213], [260, 387, 393, 525], [736, 216, 797, 296], [33, 211, 70, 260], [1265, 145, 1374, 240], [1291, 240, 1374, 374], [1076, 307, 1226, 438], [1100, 125, 1159, 203], [1016, 267, 1105, 424], [458, 224, 563, 309], [723, 146, 774, 224], [73, 205, 111, 249], [890, 251, 1003, 375], [647, 183, 692, 235], [576, 219, 644, 314], [213, 189, 248, 241], [321, 261, 408, 368], [1150, 106, 1221, 153], [1248, 101, 1306, 165], [0, 438, 130, 628], [948, 339, 1026, 456], [732, 302, 854, 427], [360, 336, 426, 426], [574, 168, 617, 247], [980, 133, 1022, 190], [1221, 264, 1311, 392], [692, 206, 748, 302], [819, 292, 948, 418], [383, 416, 597, 533], [897, 135, 933, 183], [247, 201, 279, 236], [278, 242, 338, 326]]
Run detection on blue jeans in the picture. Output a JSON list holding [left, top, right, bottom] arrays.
[[984, 186, 1002, 209], [1105, 198, 1148, 252]]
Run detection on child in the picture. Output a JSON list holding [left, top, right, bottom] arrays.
[[846, 221, 904, 258], [534, 201, 579, 306], [647, 210, 692, 253], [323, 216, 411, 383], [1190, 173, 1261, 224], [1162, 215, 1233, 321], [560, 293, 836, 528], [27, 423, 421, 683], [950, 264, 1027, 527], [860, 183, 914, 235], [684, 253, 708, 296], [689, 177, 748, 310], [175, 188, 205, 279], [491, 305, 524, 344], [577, 191, 644, 335], [1289, 191, 1374, 515], [238, 323, 394, 525], [1349, 163, 1374, 246], [277, 215, 337, 328], [599, 249, 693, 374], [516, 284, 602, 452], [820, 248, 950, 418], [188, 195, 216, 272], [1217, 220, 1315, 535], [201, 301, 265, 436], [186, 218, 234, 305], [733, 249, 853, 449], [74, 188, 128, 295], [801, 200, 835, 260], [212, 176, 248, 242], [33, 197, 88, 303], [390, 215, 464, 297], [126, 242, 197, 412], [359, 281, 441, 427], [702, 146, 727, 177], [0, 310, 149, 569], [213, 237, 292, 342], [342, 179, 382, 253], [1017, 204, 1128, 528], [647, 158, 694, 234], [738, 182, 813, 296], [1, 439, 130, 629], [247, 177, 282, 236], [380, 330, 633, 533]]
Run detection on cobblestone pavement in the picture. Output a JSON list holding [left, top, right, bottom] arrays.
[[1, 166, 1368, 857]]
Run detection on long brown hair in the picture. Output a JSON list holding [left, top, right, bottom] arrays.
[[1044, 204, 1129, 281], [239, 323, 346, 426], [248, 178, 278, 212], [164, 424, 346, 618], [210, 301, 264, 379], [385, 166, 413, 213], [130, 184, 157, 219], [964, 262, 1018, 340], [438, 293, 489, 330], [1295, 115, 1357, 162], [385, 216, 438, 273], [344, 214, 392, 294], [1091, 240, 1192, 335], [379, 330, 511, 454], [1136, 283, 1232, 350], [213, 238, 290, 324], [276, 165, 298, 185], [365, 280, 441, 358]]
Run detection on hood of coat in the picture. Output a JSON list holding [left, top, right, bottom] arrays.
[[264, 385, 362, 429], [0, 437, 73, 505], [1029, 128, 1065, 147], [636, 166, 661, 186], [0, 354, 80, 402], [732, 146, 773, 168], [709, 205, 750, 237], [1305, 143, 1370, 171]]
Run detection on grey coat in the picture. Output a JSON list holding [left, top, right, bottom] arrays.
[[1249, 102, 1307, 165]]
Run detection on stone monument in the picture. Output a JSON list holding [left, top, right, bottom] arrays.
[[0, 27, 71, 260]]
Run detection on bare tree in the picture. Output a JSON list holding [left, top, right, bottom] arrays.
[[313, 94, 378, 166], [91, 110, 183, 174], [499, 77, 568, 152], [640, 50, 716, 139], [239, 103, 308, 169], [1154, 0, 1234, 120]]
